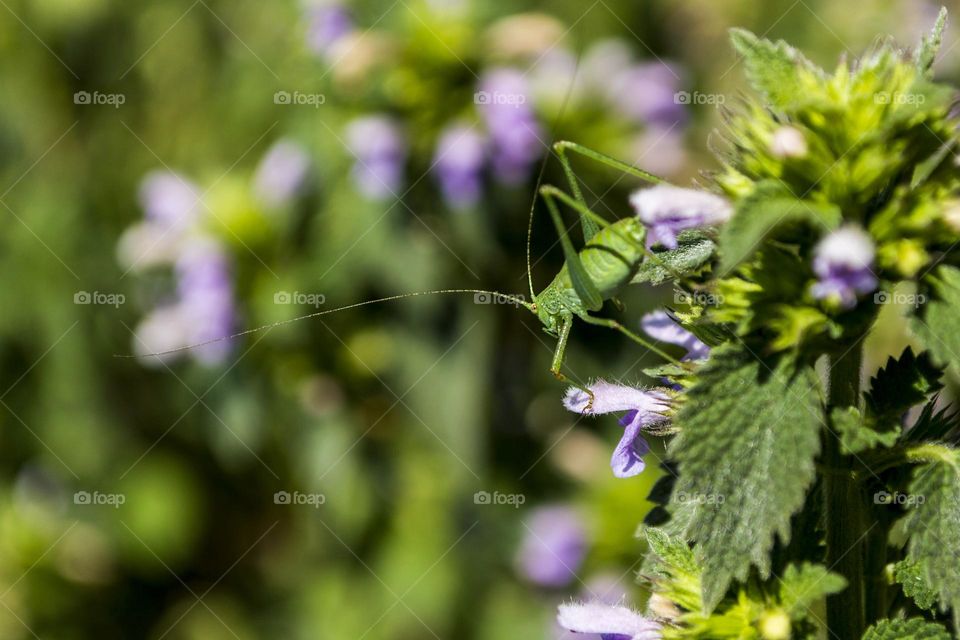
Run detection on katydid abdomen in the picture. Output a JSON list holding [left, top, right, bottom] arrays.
[[540, 217, 647, 308]]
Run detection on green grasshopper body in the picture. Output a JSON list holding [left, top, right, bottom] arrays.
[[524, 145, 676, 393], [534, 217, 647, 335]]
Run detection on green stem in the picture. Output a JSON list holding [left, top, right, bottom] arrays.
[[824, 345, 868, 639]]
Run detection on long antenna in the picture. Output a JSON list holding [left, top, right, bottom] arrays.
[[526, 48, 583, 302], [119, 289, 534, 359]]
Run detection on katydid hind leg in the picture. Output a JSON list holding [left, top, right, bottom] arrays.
[[553, 140, 667, 185], [579, 313, 680, 364], [541, 188, 603, 312], [554, 140, 600, 243]]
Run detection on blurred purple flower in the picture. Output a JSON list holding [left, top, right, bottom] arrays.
[[557, 601, 662, 640], [138, 171, 202, 230], [608, 62, 685, 127], [175, 238, 236, 365], [254, 139, 312, 208], [564, 382, 670, 478], [305, 3, 354, 57], [132, 305, 191, 368], [641, 311, 709, 361], [811, 225, 877, 309], [477, 69, 544, 184], [433, 124, 486, 209], [345, 115, 406, 200], [629, 125, 687, 178], [630, 185, 732, 249], [516, 505, 587, 588]]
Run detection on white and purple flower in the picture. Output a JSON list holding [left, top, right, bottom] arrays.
[[515, 505, 587, 588], [432, 124, 487, 210], [253, 139, 312, 208], [345, 115, 407, 200], [305, 2, 354, 58], [557, 601, 662, 640], [810, 225, 878, 310], [564, 382, 671, 478], [630, 185, 732, 249], [477, 68, 544, 184], [138, 170, 202, 231], [641, 311, 709, 361]]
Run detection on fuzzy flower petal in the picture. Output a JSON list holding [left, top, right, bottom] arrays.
[[557, 601, 662, 640], [630, 185, 732, 249], [611, 413, 651, 478], [564, 382, 670, 478], [810, 225, 877, 309], [641, 311, 709, 360], [563, 382, 670, 417]]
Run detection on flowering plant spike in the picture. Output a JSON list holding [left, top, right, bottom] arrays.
[[539, 8, 960, 639]]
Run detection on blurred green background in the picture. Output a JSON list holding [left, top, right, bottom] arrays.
[[0, 0, 952, 638]]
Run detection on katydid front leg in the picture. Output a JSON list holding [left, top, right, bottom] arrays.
[[549, 314, 596, 412]]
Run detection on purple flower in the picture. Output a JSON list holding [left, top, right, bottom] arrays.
[[132, 305, 191, 367], [175, 238, 236, 365], [810, 225, 877, 309], [345, 115, 407, 200], [254, 139, 312, 208], [630, 185, 732, 249], [138, 171, 202, 230], [641, 311, 709, 361], [564, 382, 670, 478], [516, 505, 587, 588], [608, 62, 685, 127], [433, 124, 487, 209], [305, 3, 354, 57], [557, 601, 662, 640], [477, 69, 544, 184]]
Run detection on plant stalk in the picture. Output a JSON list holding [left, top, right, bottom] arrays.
[[824, 344, 868, 639]]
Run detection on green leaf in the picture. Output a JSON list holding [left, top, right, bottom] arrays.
[[719, 182, 841, 273], [901, 446, 960, 630], [670, 345, 823, 610], [894, 560, 939, 611], [778, 563, 847, 619], [866, 347, 943, 420], [862, 618, 952, 640], [916, 7, 949, 76], [912, 266, 960, 372], [832, 406, 899, 455], [642, 527, 703, 614], [903, 398, 960, 444], [632, 231, 716, 286], [729, 29, 822, 108]]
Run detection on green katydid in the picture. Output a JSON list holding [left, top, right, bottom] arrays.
[[125, 141, 682, 404]]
